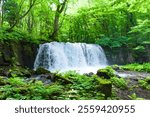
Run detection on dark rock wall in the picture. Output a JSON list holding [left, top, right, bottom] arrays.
[[0, 41, 38, 68], [103, 45, 150, 65]]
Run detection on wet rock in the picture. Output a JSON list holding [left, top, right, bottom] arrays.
[[84, 72, 94, 77], [30, 74, 52, 85]]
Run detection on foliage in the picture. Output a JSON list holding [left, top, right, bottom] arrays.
[[129, 19, 150, 46], [0, 77, 63, 100], [121, 63, 150, 72], [138, 77, 150, 90], [0, 28, 40, 43], [95, 36, 129, 48], [58, 71, 109, 100], [0, 0, 149, 47], [111, 77, 128, 90], [0, 69, 114, 100], [59, 0, 149, 50]]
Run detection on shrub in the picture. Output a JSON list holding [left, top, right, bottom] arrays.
[[121, 63, 150, 72]]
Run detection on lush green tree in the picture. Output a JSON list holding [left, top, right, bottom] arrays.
[[2, 0, 37, 31], [0, 0, 149, 45]]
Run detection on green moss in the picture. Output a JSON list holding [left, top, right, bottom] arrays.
[[95, 77, 111, 85], [34, 67, 51, 75], [97, 66, 115, 79], [111, 77, 128, 90]]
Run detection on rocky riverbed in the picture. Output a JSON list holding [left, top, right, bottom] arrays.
[[114, 70, 150, 100]]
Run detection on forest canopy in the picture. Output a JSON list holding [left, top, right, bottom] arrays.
[[0, 0, 149, 48]]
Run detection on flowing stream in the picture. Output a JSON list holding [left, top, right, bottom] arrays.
[[34, 42, 108, 73]]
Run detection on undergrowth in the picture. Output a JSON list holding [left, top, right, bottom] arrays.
[[138, 77, 150, 90], [121, 63, 150, 72], [0, 70, 113, 100]]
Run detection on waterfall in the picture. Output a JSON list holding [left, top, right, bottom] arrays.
[[34, 42, 108, 73]]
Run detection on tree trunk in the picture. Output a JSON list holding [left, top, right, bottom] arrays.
[[27, 0, 34, 33], [49, 0, 67, 41], [50, 8, 60, 41], [0, 0, 4, 27]]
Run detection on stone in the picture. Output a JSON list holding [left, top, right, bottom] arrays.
[[84, 72, 94, 77], [95, 77, 112, 99], [96, 67, 115, 79]]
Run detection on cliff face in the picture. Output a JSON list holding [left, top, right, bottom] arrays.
[[0, 40, 38, 68], [103, 45, 150, 65]]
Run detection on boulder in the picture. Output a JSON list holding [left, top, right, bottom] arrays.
[[95, 77, 112, 99], [84, 72, 94, 77], [96, 67, 115, 79]]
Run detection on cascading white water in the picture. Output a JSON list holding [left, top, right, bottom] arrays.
[[34, 42, 108, 73]]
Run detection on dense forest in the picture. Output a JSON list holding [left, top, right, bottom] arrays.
[[0, 0, 150, 100]]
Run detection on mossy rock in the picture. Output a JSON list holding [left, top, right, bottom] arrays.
[[111, 65, 121, 71], [0, 77, 8, 85], [96, 66, 115, 79], [8, 67, 32, 77], [34, 67, 51, 75], [54, 74, 73, 85], [111, 77, 128, 90], [95, 77, 112, 99], [0, 67, 10, 76], [145, 77, 150, 84]]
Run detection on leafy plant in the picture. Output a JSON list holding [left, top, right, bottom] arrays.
[[121, 63, 150, 72], [111, 77, 128, 89], [138, 77, 150, 90]]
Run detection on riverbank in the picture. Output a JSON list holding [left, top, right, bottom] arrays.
[[0, 64, 149, 100]]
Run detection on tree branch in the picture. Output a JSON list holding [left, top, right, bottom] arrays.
[[8, 0, 37, 31]]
